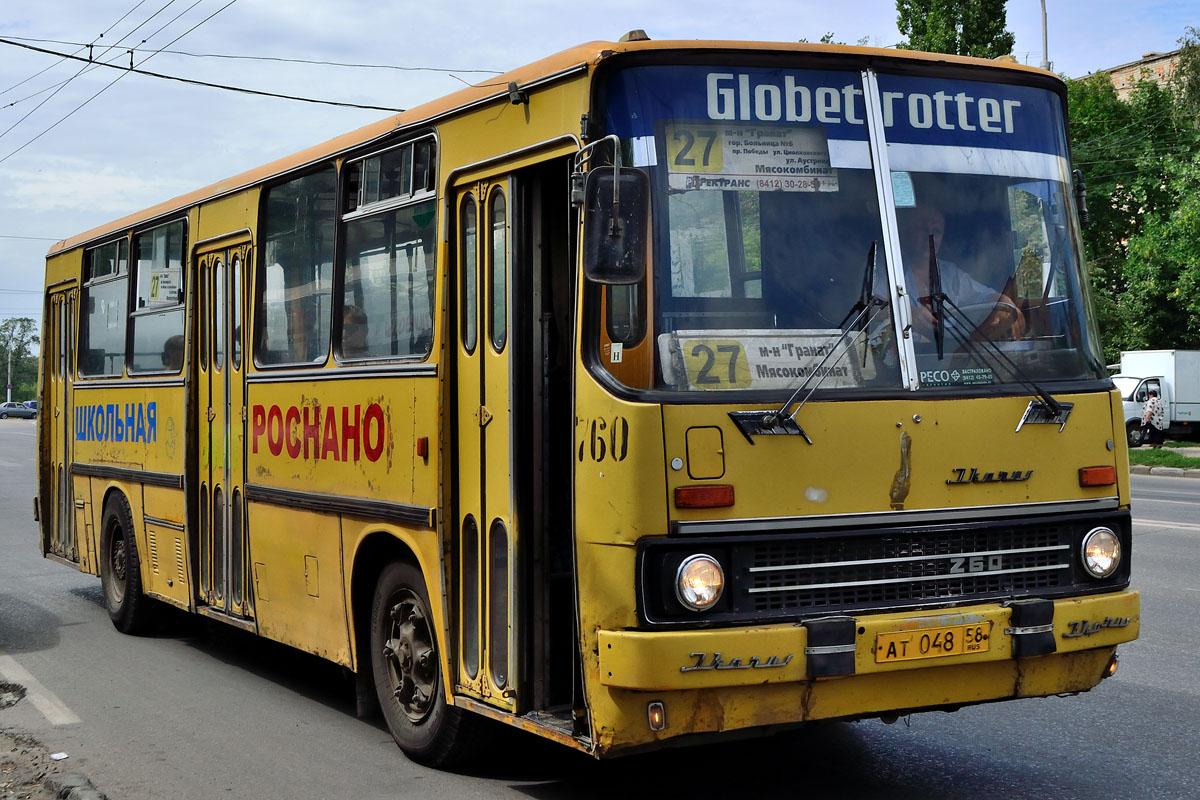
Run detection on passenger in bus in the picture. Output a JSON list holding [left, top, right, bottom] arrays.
[[899, 205, 1025, 345], [343, 304, 370, 358], [161, 335, 184, 371]]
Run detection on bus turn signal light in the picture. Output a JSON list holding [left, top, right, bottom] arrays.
[[1078, 466, 1117, 487], [674, 485, 734, 509]]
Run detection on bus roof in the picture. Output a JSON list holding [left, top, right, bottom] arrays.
[[47, 38, 1054, 257]]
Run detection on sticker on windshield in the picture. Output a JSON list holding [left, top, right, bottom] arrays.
[[658, 329, 867, 390], [665, 123, 837, 192], [917, 366, 995, 387]]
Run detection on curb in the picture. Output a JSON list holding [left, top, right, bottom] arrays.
[[45, 772, 107, 800], [1131, 466, 1200, 478]]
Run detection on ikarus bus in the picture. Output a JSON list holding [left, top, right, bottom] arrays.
[[37, 34, 1138, 767]]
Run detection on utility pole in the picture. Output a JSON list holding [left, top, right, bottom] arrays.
[[1039, 0, 1051, 70]]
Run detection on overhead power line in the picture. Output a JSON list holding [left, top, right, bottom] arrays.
[[0, 0, 150, 97], [0, 0, 255, 166], [2, 36, 502, 75], [0, 37, 406, 113]]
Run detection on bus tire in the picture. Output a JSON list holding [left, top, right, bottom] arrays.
[[370, 560, 478, 767], [99, 493, 154, 635]]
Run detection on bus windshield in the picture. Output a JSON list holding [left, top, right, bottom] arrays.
[[596, 64, 1108, 395]]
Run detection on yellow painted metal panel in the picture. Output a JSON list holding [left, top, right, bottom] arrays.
[[194, 190, 258, 243], [685, 426, 725, 480], [590, 646, 1117, 755], [662, 392, 1124, 522], [249, 503, 350, 666], [597, 590, 1137, 690]]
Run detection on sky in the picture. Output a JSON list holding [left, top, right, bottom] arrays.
[[0, 0, 1194, 326]]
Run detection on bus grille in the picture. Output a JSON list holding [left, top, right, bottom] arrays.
[[741, 525, 1069, 613]]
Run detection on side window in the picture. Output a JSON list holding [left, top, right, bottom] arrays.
[[130, 219, 186, 373], [257, 167, 336, 365], [339, 137, 439, 361], [341, 200, 437, 359], [666, 190, 760, 299], [80, 238, 129, 376], [606, 284, 645, 347]]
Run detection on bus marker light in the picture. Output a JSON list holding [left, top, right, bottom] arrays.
[[1105, 652, 1119, 679], [1078, 466, 1117, 487], [416, 436, 429, 460], [647, 701, 666, 730], [674, 484, 734, 509]]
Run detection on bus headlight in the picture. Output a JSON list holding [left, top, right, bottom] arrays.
[[675, 554, 724, 611], [1082, 527, 1120, 578]]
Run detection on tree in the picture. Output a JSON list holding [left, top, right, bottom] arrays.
[[0, 317, 39, 403], [1173, 26, 1200, 117], [1065, 61, 1200, 360], [895, 0, 1015, 58]]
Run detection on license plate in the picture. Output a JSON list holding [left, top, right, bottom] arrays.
[[875, 623, 991, 663]]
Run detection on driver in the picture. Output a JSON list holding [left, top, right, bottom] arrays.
[[899, 206, 1025, 344]]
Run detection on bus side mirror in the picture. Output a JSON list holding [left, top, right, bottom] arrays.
[[582, 167, 649, 285]]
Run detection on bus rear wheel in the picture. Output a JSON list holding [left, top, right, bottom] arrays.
[[1127, 421, 1143, 448], [99, 493, 154, 634], [370, 560, 479, 767]]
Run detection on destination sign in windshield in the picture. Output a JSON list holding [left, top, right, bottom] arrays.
[[664, 122, 837, 192]]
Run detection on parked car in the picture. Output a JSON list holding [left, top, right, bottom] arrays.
[[0, 401, 36, 419], [24, 400, 37, 411]]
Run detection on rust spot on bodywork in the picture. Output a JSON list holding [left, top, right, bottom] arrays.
[[889, 431, 912, 509]]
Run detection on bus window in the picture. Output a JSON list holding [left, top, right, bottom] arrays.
[[80, 238, 129, 377], [257, 167, 336, 366], [340, 200, 437, 360], [461, 196, 478, 354], [130, 219, 185, 373], [489, 189, 507, 352]]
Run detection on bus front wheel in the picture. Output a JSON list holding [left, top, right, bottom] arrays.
[[99, 493, 154, 634], [370, 560, 479, 767]]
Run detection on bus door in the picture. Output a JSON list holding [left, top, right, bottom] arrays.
[[42, 286, 77, 563], [195, 239, 252, 619], [454, 178, 519, 710]]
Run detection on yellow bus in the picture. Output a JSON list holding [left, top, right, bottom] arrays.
[[37, 33, 1139, 766]]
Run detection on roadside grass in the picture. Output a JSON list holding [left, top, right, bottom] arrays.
[[1128, 440, 1200, 468]]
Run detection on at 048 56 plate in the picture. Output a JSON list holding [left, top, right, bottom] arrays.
[[875, 623, 991, 663]]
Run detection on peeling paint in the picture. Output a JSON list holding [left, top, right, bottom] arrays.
[[804, 486, 828, 503], [889, 431, 912, 510]]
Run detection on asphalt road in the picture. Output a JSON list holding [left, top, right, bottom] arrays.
[[1, 420, 1197, 799]]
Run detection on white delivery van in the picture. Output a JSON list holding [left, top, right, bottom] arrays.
[[1112, 350, 1200, 446]]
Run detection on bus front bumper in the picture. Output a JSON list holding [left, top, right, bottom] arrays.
[[598, 589, 1139, 690]]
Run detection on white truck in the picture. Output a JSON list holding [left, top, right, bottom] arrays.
[[1112, 350, 1200, 447]]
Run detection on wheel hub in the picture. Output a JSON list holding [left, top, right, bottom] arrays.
[[382, 593, 437, 723]]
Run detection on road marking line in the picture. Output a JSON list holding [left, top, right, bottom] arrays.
[[1133, 497, 1200, 507], [0, 654, 81, 725], [1133, 518, 1200, 532]]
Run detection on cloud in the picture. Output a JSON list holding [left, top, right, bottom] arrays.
[[1, 158, 193, 215]]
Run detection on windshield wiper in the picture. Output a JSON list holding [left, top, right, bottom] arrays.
[[747, 242, 888, 442], [937, 298, 1065, 418], [838, 241, 883, 370], [924, 238, 1063, 417], [927, 234, 947, 360]]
